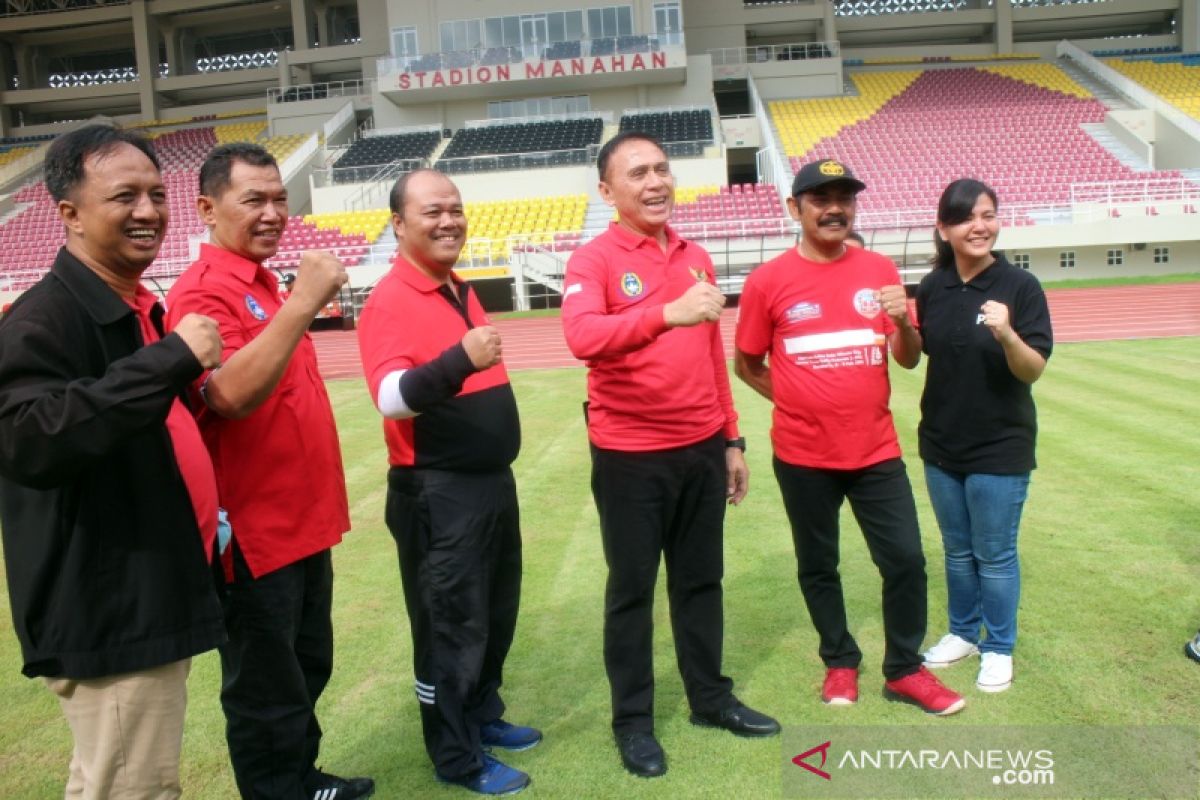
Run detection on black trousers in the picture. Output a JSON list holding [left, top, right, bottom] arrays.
[[220, 544, 334, 800], [591, 434, 735, 735], [386, 466, 522, 779], [772, 456, 927, 681]]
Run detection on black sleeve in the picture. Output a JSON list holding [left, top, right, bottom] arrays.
[[1014, 277, 1053, 360], [398, 342, 477, 413], [0, 319, 203, 489]]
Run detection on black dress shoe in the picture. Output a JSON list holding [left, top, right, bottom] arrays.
[[690, 702, 781, 737], [615, 731, 667, 778]]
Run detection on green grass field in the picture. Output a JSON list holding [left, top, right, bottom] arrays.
[[1, 337, 1198, 798]]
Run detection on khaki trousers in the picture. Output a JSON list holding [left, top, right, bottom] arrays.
[[44, 658, 191, 800]]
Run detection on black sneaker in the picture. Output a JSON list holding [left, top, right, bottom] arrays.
[[307, 770, 375, 800], [1186, 631, 1200, 664]]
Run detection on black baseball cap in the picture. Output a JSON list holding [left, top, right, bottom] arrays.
[[791, 159, 867, 196]]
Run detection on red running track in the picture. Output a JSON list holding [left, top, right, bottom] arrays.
[[312, 282, 1200, 381]]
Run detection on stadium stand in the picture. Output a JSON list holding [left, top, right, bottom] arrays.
[[270, 216, 371, 269], [330, 131, 442, 183], [438, 118, 604, 173], [670, 183, 789, 238], [1104, 54, 1200, 122], [778, 67, 1183, 216], [304, 209, 392, 244], [461, 194, 588, 263], [618, 109, 713, 157]]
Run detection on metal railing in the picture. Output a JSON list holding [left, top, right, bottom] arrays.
[[437, 145, 599, 175], [268, 79, 370, 104], [313, 158, 426, 187], [709, 40, 840, 66]]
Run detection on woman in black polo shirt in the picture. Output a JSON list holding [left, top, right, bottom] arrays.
[[915, 179, 1053, 694]]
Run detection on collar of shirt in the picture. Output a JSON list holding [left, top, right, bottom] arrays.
[[50, 246, 141, 326], [390, 252, 464, 294], [935, 252, 1010, 292], [198, 242, 276, 292], [605, 219, 687, 255]]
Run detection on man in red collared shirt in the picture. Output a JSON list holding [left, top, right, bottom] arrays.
[[166, 143, 372, 800], [357, 169, 534, 797], [561, 132, 779, 780]]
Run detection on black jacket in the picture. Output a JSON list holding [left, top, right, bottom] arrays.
[[0, 248, 225, 679]]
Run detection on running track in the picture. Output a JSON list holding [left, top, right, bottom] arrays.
[[312, 282, 1200, 381]]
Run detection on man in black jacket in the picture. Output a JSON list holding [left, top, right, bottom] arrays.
[[0, 125, 226, 798]]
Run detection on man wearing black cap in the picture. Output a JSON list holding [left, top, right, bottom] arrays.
[[734, 160, 966, 716]]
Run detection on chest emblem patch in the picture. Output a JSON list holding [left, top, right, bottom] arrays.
[[786, 301, 822, 323], [689, 267, 709, 283], [621, 272, 644, 297], [852, 288, 881, 320], [245, 294, 269, 321]]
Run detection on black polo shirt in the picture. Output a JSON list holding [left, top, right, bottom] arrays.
[[915, 254, 1053, 474]]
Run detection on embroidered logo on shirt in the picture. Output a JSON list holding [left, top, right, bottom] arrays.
[[621, 272, 644, 297], [244, 294, 269, 321], [852, 288, 881, 320], [786, 301, 822, 322], [689, 267, 709, 283]]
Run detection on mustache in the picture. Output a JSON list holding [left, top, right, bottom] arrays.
[[818, 214, 849, 227]]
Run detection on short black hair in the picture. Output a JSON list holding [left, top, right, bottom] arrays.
[[199, 142, 278, 198], [44, 125, 160, 202], [933, 178, 999, 269], [596, 130, 666, 182], [389, 167, 448, 217]]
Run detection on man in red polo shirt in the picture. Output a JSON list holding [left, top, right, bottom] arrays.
[[561, 131, 779, 780], [357, 168, 536, 797], [166, 143, 373, 800], [734, 159, 965, 716]]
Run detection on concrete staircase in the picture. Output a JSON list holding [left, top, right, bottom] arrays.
[[1080, 122, 1154, 172], [1056, 57, 1132, 111]]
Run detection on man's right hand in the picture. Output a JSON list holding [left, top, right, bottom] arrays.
[[462, 325, 502, 370], [174, 313, 223, 369], [288, 250, 349, 316], [664, 282, 726, 328]]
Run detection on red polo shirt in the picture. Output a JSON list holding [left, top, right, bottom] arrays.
[[165, 244, 349, 579], [358, 254, 519, 471], [561, 222, 738, 451], [736, 246, 907, 470], [125, 285, 219, 558]]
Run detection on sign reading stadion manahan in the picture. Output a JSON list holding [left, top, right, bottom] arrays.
[[395, 51, 670, 91]]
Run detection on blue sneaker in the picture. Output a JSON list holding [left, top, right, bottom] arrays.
[[480, 719, 543, 752], [437, 755, 530, 796]]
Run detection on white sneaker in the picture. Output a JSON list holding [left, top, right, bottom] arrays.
[[922, 634, 979, 668], [976, 652, 1013, 692]]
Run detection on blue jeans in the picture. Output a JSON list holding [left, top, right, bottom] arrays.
[[923, 463, 1030, 656]]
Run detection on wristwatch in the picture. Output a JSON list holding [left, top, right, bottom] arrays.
[[725, 437, 747, 452]]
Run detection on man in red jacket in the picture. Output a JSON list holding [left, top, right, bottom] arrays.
[[562, 132, 779, 779]]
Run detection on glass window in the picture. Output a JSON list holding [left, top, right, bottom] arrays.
[[391, 27, 418, 57], [440, 22, 454, 53], [1059, 251, 1075, 269], [1106, 249, 1124, 266], [503, 16, 521, 47], [485, 18, 503, 48], [1013, 253, 1030, 270], [548, 12, 565, 43], [565, 10, 584, 40], [1153, 246, 1170, 264], [617, 6, 633, 36]]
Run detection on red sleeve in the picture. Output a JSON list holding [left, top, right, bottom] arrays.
[[734, 271, 772, 357], [697, 256, 738, 438], [356, 282, 418, 406], [561, 245, 670, 361], [165, 275, 247, 393]]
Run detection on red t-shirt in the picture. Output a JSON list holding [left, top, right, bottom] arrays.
[[125, 286, 218, 558], [165, 244, 349, 579], [736, 246, 908, 469], [561, 222, 738, 451], [357, 254, 517, 470]]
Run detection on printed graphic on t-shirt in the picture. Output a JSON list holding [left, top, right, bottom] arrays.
[[782, 328, 886, 370]]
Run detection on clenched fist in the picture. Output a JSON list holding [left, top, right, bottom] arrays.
[[288, 250, 348, 316], [173, 313, 223, 369], [879, 285, 911, 327], [664, 282, 726, 328], [462, 325, 502, 370]]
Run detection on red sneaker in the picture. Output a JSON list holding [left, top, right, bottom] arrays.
[[884, 666, 965, 716], [821, 667, 858, 705]]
